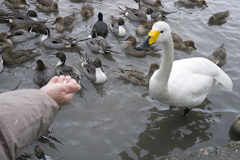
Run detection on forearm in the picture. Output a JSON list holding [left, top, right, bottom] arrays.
[[0, 89, 60, 160]]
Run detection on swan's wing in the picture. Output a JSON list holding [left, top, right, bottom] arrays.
[[172, 57, 233, 91]]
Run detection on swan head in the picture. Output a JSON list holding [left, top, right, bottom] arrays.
[[136, 21, 171, 50]]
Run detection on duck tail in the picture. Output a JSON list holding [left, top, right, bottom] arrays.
[[76, 46, 84, 61], [116, 4, 125, 13]]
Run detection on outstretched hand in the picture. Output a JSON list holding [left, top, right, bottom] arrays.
[[40, 76, 81, 106]]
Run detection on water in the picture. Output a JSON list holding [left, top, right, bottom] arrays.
[[0, 0, 240, 159]]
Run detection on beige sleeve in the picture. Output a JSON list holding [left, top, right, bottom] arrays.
[[0, 89, 60, 160]]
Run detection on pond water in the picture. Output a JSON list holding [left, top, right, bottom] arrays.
[[0, 0, 240, 159]]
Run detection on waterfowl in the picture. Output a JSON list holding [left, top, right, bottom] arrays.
[[117, 5, 157, 22], [109, 15, 127, 37], [8, 27, 39, 43], [113, 63, 159, 86], [9, 20, 48, 35], [33, 59, 53, 87], [86, 28, 112, 54], [208, 10, 230, 25], [16, 145, 52, 160], [232, 115, 240, 135], [40, 28, 78, 49], [36, 0, 59, 12], [80, 2, 94, 21], [53, 12, 78, 32], [178, 0, 208, 8], [209, 43, 227, 67], [7, 10, 39, 25], [1, 45, 40, 65], [141, 0, 164, 8], [92, 12, 108, 38], [0, 56, 3, 72], [41, 127, 63, 144], [171, 32, 197, 51], [54, 52, 83, 87], [0, 32, 13, 49], [136, 19, 155, 36], [79, 51, 107, 84], [136, 21, 233, 115], [124, 35, 159, 57], [4, 0, 29, 9]]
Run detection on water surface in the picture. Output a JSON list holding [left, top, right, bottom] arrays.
[[0, 0, 240, 159]]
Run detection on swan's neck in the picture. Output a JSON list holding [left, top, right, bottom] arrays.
[[157, 36, 174, 90]]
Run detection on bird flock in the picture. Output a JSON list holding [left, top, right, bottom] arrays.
[[0, 0, 233, 158]]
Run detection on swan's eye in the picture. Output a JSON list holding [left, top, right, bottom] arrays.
[[160, 31, 164, 33]]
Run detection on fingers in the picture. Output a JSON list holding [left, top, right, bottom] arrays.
[[64, 82, 81, 94], [47, 76, 59, 84], [58, 75, 65, 83]]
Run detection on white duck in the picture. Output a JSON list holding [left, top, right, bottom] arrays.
[[136, 21, 233, 115]]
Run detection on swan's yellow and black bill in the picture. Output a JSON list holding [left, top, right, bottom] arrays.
[[135, 30, 160, 50]]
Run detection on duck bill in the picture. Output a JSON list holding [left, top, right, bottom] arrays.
[[135, 29, 160, 50], [52, 21, 56, 25]]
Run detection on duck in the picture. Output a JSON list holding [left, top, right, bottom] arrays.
[[52, 12, 78, 32], [80, 2, 94, 21], [178, 0, 208, 8], [136, 21, 233, 115], [40, 28, 78, 49], [209, 43, 227, 67], [124, 35, 159, 57], [0, 56, 3, 72], [7, 10, 40, 25], [4, 0, 29, 9], [109, 15, 127, 37], [113, 63, 159, 86], [1, 45, 40, 65], [8, 27, 40, 43], [16, 145, 52, 160], [92, 12, 108, 38], [171, 32, 197, 51], [54, 52, 84, 88], [33, 59, 53, 87], [78, 51, 107, 84], [41, 127, 63, 145], [9, 20, 48, 35], [136, 19, 155, 36], [231, 115, 240, 135], [208, 10, 230, 25], [86, 28, 112, 54], [0, 32, 13, 49], [141, 0, 164, 8], [117, 5, 157, 22], [36, 0, 58, 12]]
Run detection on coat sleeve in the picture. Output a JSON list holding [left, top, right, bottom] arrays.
[[0, 89, 60, 160]]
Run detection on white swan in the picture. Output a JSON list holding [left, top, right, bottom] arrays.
[[136, 21, 233, 115]]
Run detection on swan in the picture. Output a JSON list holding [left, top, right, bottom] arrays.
[[136, 21, 233, 115]]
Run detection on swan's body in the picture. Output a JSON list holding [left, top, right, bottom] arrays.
[[136, 21, 232, 109]]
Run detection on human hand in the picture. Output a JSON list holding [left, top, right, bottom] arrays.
[[40, 76, 81, 106]]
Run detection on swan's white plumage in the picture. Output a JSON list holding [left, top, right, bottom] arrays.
[[148, 21, 233, 108]]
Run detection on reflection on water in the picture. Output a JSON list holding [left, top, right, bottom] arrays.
[[119, 100, 215, 159]]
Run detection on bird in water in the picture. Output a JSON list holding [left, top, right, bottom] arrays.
[[54, 51, 86, 91], [78, 50, 107, 84], [209, 43, 227, 67], [136, 21, 233, 116], [16, 145, 52, 160], [80, 2, 94, 21], [92, 12, 108, 38], [33, 59, 53, 87], [113, 63, 159, 86], [1, 45, 40, 65], [208, 10, 230, 25]]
